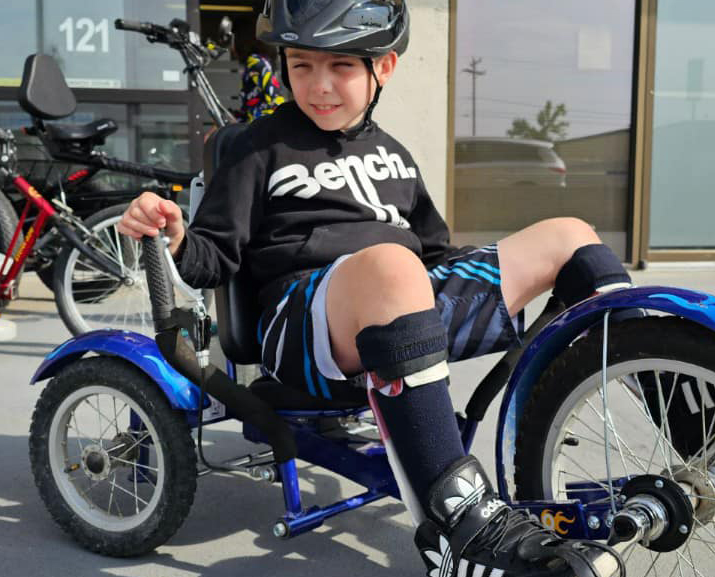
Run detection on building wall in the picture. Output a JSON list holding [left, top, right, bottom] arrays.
[[373, 0, 450, 217]]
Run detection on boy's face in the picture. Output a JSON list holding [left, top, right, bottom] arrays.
[[285, 48, 397, 131]]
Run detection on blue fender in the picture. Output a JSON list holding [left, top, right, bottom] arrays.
[[495, 285, 715, 500], [31, 329, 204, 411]]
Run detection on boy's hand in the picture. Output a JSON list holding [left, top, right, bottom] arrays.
[[117, 191, 185, 256]]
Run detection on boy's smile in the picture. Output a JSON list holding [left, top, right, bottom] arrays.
[[285, 48, 397, 131]]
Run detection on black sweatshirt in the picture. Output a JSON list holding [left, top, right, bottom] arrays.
[[178, 101, 455, 305]]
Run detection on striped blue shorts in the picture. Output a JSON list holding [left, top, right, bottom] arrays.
[[257, 244, 522, 399]]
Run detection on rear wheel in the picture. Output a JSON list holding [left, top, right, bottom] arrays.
[[515, 316, 715, 576], [29, 356, 197, 556]]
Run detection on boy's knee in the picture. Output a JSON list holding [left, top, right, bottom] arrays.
[[353, 243, 429, 287], [547, 217, 600, 248]]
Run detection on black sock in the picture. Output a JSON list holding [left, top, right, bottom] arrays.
[[356, 309, 466, 510]]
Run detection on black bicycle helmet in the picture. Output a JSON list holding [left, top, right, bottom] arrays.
[[256, 0, 409, 133], [256, 0, 409, 58]]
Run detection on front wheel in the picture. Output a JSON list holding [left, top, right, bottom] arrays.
[[29, 356, 197, 556], [514, 316, 715, 576], [53, 203, 148, 335]]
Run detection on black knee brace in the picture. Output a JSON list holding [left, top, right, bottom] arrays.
[[553, 244, 631, 307], [356, 309, 465, 508], [356, 309, 448, 379]]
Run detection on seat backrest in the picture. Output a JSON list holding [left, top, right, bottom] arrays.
[[202, 123, 262, 365], [19, 54, 76, 120]]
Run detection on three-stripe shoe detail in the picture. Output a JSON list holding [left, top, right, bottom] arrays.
[[421, 534, 505, 577]]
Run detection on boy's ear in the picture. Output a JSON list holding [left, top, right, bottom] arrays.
[[375, 51, 398, 85]]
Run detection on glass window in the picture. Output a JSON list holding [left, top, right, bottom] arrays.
[[0, 0, 188, 90], [0, 1, 38, 86], [452, 1, 636, 260], [649, 0, 715, 249]]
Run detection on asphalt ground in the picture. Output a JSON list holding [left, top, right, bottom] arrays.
[[1, 265, 714, 577]]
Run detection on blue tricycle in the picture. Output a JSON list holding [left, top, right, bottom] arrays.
[[27, 125, 715, 576]]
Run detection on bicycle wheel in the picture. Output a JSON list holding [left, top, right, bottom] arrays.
[[29, 356, 197, 556], [54, 203, 156, 336], [0, 190, 22, 307], [515, 316, 715, 576]]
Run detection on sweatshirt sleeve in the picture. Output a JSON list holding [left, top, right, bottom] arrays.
[[176, 136, 266, 288], [409, 172, 457, 267]]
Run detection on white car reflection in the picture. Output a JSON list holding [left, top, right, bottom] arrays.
[[455, 137, 567, 188]]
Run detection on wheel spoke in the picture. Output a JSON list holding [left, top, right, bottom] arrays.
[[107, 470, 117, 517], [121, 430, 153, 457], [563, 427, 655, 471], [107, 476, 149, 508], [584, 398, 646, 473], [556, 466, 612, 494], [98, 402, 129, 444], [133, 462, 139, 514], [622, 374, 675, 471], [641, 551, 660, 577], [110, 456, 159, 475], [69, 412, 92, 448]]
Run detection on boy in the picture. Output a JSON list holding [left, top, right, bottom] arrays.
[[119, 1, 627, 575]]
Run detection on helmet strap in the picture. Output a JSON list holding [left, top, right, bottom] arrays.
[[279, 47, 291, 92], [363, 58, 383, 127], [344, 58, 382, 139]]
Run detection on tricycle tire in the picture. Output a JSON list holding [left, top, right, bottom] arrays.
[[29, 356, 197, 556]]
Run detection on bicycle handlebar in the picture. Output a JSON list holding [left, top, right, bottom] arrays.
[[142, 235, 176, 331], [115, 19, 173, 41]]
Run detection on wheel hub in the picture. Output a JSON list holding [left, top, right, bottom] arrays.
[[81, 444, 111, 481], [609, 475, 694, 552]]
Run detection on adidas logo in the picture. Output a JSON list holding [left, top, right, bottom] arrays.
[[443, 471, 487, 514], [267, 146, 415, 227]]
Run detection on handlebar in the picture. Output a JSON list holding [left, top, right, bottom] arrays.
[[142, 235, 176, 331], [114, 19, 153, 34], [115, 19, 174, 42], [115, 17, 234, 127]]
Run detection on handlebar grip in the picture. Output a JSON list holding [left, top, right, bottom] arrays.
[[114, 19, 147, 33], [142, 235, 175, 331]]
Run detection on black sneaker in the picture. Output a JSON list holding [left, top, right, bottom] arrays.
[[415, 456, 625, 577]]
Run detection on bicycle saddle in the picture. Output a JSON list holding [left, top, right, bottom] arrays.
[[44, 118, 118, 144]]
